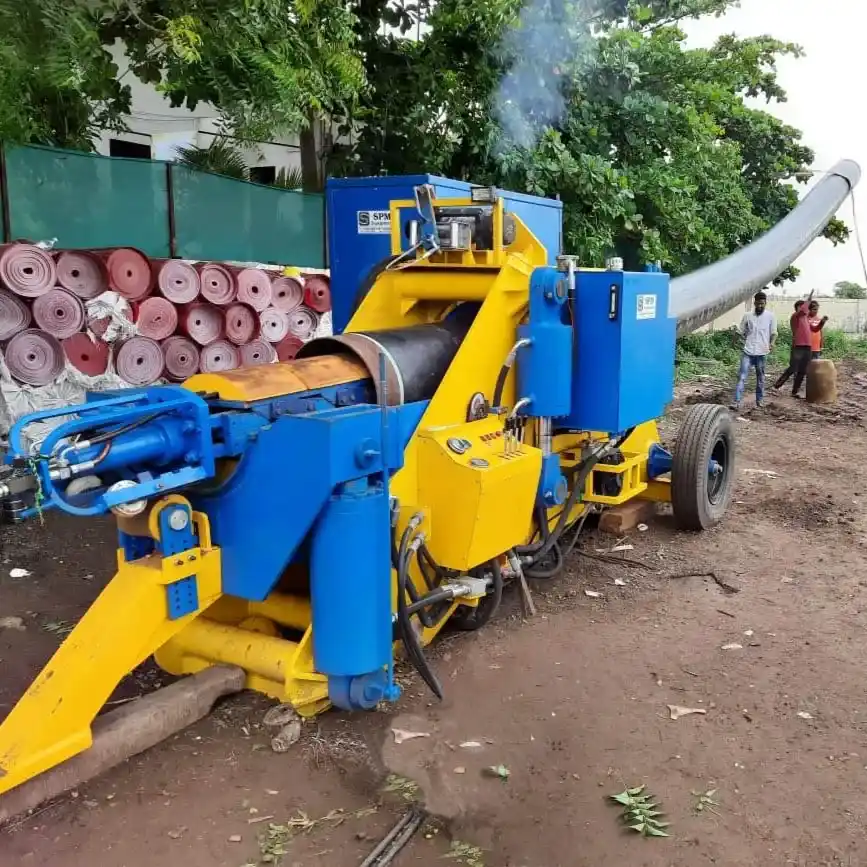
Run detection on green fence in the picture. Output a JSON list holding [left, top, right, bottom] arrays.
[[0, 143, 325, 268]]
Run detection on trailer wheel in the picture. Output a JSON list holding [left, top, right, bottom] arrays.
[[671, 403, 736, 531]]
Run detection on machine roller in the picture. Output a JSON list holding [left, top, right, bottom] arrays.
[[0, 167, 859, 798]]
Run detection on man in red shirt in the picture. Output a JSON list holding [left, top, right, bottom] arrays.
[[773, 291, 826, 397]]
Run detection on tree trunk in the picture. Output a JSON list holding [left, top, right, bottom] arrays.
[[300, 111, 321, 193]]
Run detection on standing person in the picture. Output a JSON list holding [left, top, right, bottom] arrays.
[[732, 291, 777, 410], [776, 290, 825, 398], [773, 300, 806, 390], [808, 300, 828, 359]]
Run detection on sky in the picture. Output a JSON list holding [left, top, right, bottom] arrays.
[[683, 0, 866, 294]]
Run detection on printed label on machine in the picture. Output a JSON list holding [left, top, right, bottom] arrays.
[[357, 210, 392, 234], [636, 294, 657, 320]]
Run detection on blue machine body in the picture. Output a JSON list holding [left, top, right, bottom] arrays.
[[517, 267, 573, 419], [565, 269, 676, 434], [326, 175, 564, 333]]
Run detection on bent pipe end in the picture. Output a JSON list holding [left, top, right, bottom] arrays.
[[670, 157, 861, 336]]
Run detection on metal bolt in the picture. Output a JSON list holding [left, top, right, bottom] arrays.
[[168, 509, 189, 531], [188, 554, 196, 562], [174, 558, 183, 566]]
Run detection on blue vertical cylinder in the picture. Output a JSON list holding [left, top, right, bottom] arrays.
[[310, 478, 391, 677]]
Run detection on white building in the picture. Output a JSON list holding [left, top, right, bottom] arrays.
[[95, 44, 308, 183]]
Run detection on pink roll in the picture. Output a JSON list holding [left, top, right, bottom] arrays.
[[200, 339, 240, 373], [63, 333, 110, 377], [54, 251, 107, 300], [136, 297, 178, 341], [270, 277, 303, 313], [161, 336, 200, 382], [287, 307, 319, 340], [181, 303, 222, 346], [32, 288, 85, 339], [224, 303, 258, 345], [260, 308, 290, 343], [0, 244, 56, 298], [101, 248, 152, 301], [116, 336, 164, 386], [0, 290, 32, 340], [275, 335, 304, 362], [303, 275, 332, 313], [240, 339, 276, 367], [4, 329, 64, 386], [233, 268, 273, 312], [197, 263, 236, 305], [153, 259, 200, 304]]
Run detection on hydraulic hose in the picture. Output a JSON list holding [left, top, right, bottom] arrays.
[[395, 521, 444, 700], [492, 338, 532, 408], [448, 559, 504, 632]]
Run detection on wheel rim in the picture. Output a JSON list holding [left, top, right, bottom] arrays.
[[707, 435, 729, 504]]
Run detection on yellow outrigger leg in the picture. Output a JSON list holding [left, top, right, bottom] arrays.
[[0, 499, 222, 795]]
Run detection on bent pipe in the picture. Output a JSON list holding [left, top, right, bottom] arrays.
[[671, 159, 861, 336]]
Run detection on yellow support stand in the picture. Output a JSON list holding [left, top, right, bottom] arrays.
[[0, 503, 222, 796]]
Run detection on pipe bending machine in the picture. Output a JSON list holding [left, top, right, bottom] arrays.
[[0, 184, 737, 795]]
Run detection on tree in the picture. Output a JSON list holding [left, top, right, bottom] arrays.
[[834, 281, 867, 300], [334, 0, 849, 279], [0, 0, 365, 169]]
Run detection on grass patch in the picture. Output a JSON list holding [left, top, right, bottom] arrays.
[[676, 326, 867, 382]]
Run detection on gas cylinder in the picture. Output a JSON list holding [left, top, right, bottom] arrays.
[[806, 358, 838, 404]]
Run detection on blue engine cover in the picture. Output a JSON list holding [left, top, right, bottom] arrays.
[[565, 269, 676, 434], [326, 175, 563, 333]]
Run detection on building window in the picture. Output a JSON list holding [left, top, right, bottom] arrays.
[[250, 166, 276, 185], [109, 139, 151, 159]]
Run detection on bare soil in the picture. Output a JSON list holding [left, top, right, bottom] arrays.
[[2, 362, 867, 867]]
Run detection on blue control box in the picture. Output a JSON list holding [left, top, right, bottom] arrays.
[[564, 269, 676, 434], [326, 175, 563, 333]]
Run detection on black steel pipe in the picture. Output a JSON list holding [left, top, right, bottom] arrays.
[[299, 310, 475, 405]]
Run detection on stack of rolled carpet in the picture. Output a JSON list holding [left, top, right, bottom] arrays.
[[0, 242, 331, 388]]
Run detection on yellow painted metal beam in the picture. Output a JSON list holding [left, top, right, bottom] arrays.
[[0, 515, 222, 795]]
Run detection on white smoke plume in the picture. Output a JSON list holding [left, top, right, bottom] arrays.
[[493, 0, 597, 153]]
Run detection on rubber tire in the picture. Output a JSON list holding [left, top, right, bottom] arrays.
[[671, 403, 736, 531]]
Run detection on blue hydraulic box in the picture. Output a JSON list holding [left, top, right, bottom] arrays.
[[326, 175, 563, 333], [565, 269, 676, 434]]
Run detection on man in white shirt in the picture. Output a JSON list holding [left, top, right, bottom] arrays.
[[732, 291, 777, 410]]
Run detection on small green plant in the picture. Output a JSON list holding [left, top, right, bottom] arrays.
[[383, 773, 422, 802], [609, 785, 670, 837], [443, 840, 485, 866]]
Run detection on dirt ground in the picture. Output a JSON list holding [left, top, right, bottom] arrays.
[[2, 361, 867, 867]]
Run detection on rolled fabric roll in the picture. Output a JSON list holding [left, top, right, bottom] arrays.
[[270, 276, 303, 313], [5, 329, 64, 386], [233, 267, 273, 312], [180, 303, 223, 346], [0, 243, 56, 298], [54, 251, 107, 299], [32, 288, 86, 339], [0, 289, 32, 340], [101, 248, 152, 301], [63, 332, 110, 376], [286, 306, 319, 340], [136, 296, 178, 341], [275, 335, 304, 362], [302, 274, 332, 313], [224, 303, 258, 345], [116, 336, 164, 386], [161, 335, 201, 381], [197, 263, 236, 305], [200, 339, 240, 373], [240, 339, 276, 367], [259, 307, 290, 343], [153, 259, 200, 304]]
